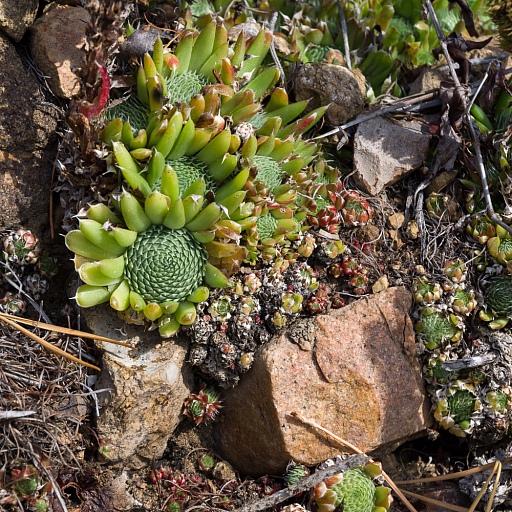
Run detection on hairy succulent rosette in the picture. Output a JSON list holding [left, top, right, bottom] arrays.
[[433, 382, 482, 437], [341, 190, 373, 227], [487, 234, 512, 265], [466, 215, 497, 244], [2, 228, 41, 266], [425, 192, 460, 222], [65, 182, 231, 337], [314, 465, 392, 512], [415, 307, 462, 350], [183, 386, 222, 425], [450, 286, 477, 315], [479, 275, 512, 329]]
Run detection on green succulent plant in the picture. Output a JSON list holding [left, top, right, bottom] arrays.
[[450, 287, 477, 315], [314, 464, 392, 512], [415, 307, 462, 350], [68, 19, 331, 335], [413, 276, 443, 304], [479, 275, 512, 329], [434, 385, 481, 437], [487, 234, 512, 265]]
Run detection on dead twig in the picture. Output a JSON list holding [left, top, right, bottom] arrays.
[[424, 0, 512, 236]]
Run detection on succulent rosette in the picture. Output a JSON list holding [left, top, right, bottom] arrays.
[[487, 232, 512, 265], [465, 215, 497, 244], [412, 276, 443, 305], [479, 275, 512, 329], [433, 381, 483, 437], [314, 464, 392, 512], [450, 286, 477, 315], [65, 167, 232, 337], [414, 307, 462, 350]]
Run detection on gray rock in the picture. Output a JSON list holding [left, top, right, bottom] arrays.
[[353, 116, 431, 195], [216, 287, 433, 476], [0, 32, 59, 235], [85, 305, 194, 469], [30, 4, 90, 98], [0, 0, 38, 41], [293, 63, 366, 126]]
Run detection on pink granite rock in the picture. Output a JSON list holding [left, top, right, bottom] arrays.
[[216, 287, 433, 476], [29, 4, 90, 98]]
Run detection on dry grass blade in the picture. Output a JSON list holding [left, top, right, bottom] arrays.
[[394, 457, 512, 484], [0, 314, 101, 371], [397, 489, 468, 512], [0, 311, 133, 347], [468, 461, 500, 512], [290, 411, 419, 512]]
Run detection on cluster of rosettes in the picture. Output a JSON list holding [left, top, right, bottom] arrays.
[[1, 228, 58, 309], [65, 18, 341, 337], [147, 462, 237, 511], [412, 260, 482, 352], [186, 263, 322, 386], [313, 462, 392, 512]]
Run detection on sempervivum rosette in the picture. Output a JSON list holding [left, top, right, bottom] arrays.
[[65, 167, 232, 337], [479, 275, 512, 329], [314, 463, 392, 512]]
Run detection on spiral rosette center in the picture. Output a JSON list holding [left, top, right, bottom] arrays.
[[124, 225, 207, 303]]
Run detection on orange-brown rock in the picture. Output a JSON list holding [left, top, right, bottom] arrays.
[[216, 287, 433, 476], [30, 4, 90, 98]]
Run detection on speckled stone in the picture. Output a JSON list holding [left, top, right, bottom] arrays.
[[293, 62, 366, 125], [85, 305, 194, 469], [0, 32, 59, 234], [353, 117, 431, 195], [0, 0, 38, 41]]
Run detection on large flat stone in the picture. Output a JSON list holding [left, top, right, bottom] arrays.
[[0, 32, 59, 234], [216, 287, 433, 476]]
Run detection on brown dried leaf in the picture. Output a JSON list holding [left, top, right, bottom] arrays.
[[448, 0, 479, 37]]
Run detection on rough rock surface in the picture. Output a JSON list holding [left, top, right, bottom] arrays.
[[0, 0, 38, 41], [0, 32, 59, 235], [353, 117, 431, 195], [85, 306, 194, 469], [216, 287, 433, 476], [29, 4, 90, 98], [293, 62, 365, 125]]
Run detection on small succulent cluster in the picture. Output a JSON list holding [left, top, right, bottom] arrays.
[[148, 463, 237, 511], [0, 460, 52, 511], [1, 228, 57, 308], [410, 247, 512, 438], [147, 454, 286, 510], [313, 462, 392, 512], [182, 386, 222, 425]]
